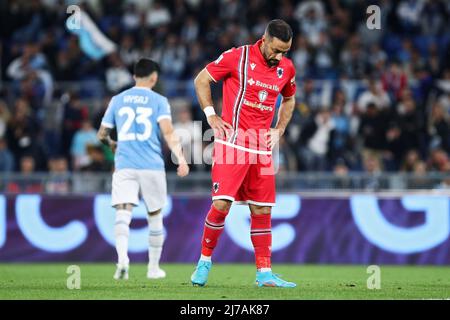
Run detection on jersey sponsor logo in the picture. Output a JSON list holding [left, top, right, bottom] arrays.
[[277, 67, 284, 78], [123, 95, 149, 104], [243, 98, 273, 112], [258, 90, 268, 103], [250, 63, 256, 70], [247, 78, 280, 92]]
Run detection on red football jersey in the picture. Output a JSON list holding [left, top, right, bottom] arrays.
[[206, 39, 296, 153]]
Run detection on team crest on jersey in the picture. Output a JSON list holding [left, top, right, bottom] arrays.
[[258, 90, 268, 103], [213, 182, 220, 193], [277, 67, 284, 78]]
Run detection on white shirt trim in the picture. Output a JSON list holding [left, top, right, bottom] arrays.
[[212, 195, 235, 202], [234, 200, 276, 207], [101, 122, 114, 128], [215, 139, 272, 155], [132, 86, 152, 91], [157, 115, 172, 122], [205, 68, 218, 83]]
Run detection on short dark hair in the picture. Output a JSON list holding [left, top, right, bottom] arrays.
[[133, 58, 160, 78], [265, 19, 293, 42]]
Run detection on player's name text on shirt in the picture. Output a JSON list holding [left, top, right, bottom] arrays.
[[123, 95, 149, 104]]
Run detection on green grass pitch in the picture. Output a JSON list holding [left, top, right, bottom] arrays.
[[0, 263, 449, 300]]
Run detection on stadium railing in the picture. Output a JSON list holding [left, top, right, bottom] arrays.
[[0, 172, 449, 194]]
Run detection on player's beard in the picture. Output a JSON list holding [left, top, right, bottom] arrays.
[[262, 47, 280, 67], [267, 59, 280, 67]]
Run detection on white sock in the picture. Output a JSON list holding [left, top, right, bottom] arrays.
[[148, 213, 164, 270], [114, 209, 131, 268], [200, 254, 212, 262]]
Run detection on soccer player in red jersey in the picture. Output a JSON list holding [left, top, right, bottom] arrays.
[[191, 20, 297, 287]]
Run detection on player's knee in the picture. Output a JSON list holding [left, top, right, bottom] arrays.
[[213, 199, 232, 212], [249, 205, 271, 215], [114, 203, 134, 211]]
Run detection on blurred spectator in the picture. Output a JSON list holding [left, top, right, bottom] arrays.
[[367, 44, 387, 77], [340, 35, 367, 79], [292, 35, 310, 78], [396, 96, 424, 154], [146, 0, 171, 28], [105, 54, 134, 93], [408, 160, 433, 189], [420, 0, 448, 36], [428, 102, 450, 153], [396, 0, 425, 34], [71, 120, 100, 170], [276, 136, 298, 173], [360, 155, 385, 190], [7, 42, 53, 107], [312, 32, 334, 78], [45, 156, 70, 194], [297, 79, 322, 112], [121, 3, 142, 32], [382, 61, 408, 101], [357, 80, 391, 112], [332, 160, 353, 189], [159, 34, 187, 81], [294, 0, 327, 47], [0, 100, 11, 138], [61, 93, 89, 160], [299, 109, 335, 171], [358, 103, 389, 170], [401, 149, 422, 172], [119, 34, 141, 68], [80, 145, 112, 172], [428, 148, 450, 172], [5, 98, 43, 169], [180, 15, 200, 43], [330, 101, 351, 164], [0, 138, 14, 173], [6, 156, 44, 193]]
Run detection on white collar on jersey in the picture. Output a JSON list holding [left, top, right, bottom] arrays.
[[133, 86, 153, 91]]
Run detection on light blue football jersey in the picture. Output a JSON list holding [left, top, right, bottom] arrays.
[[101, 86, 172, 170]]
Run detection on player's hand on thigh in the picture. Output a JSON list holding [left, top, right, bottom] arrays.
[[207, 115, 233, 140], [264, 128, 282, 150]]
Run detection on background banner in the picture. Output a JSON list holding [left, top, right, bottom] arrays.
[[0, 194, 449, 264]]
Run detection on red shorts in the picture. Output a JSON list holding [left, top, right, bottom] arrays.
[[211, 141, 276, 206]]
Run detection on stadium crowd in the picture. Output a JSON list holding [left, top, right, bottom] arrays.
[[1, 0, 450, 186]]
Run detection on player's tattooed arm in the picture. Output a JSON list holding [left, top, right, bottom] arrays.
[[97, 125, 117, 152]]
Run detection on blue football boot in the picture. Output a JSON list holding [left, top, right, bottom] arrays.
[[256, 271, 296, 288], [191, 260, 212, 286]]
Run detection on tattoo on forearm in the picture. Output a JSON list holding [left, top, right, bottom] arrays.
[[98, 127, 113, 146]]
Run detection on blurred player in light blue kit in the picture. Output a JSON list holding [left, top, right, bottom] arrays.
[[97, 58, 189, 280]]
